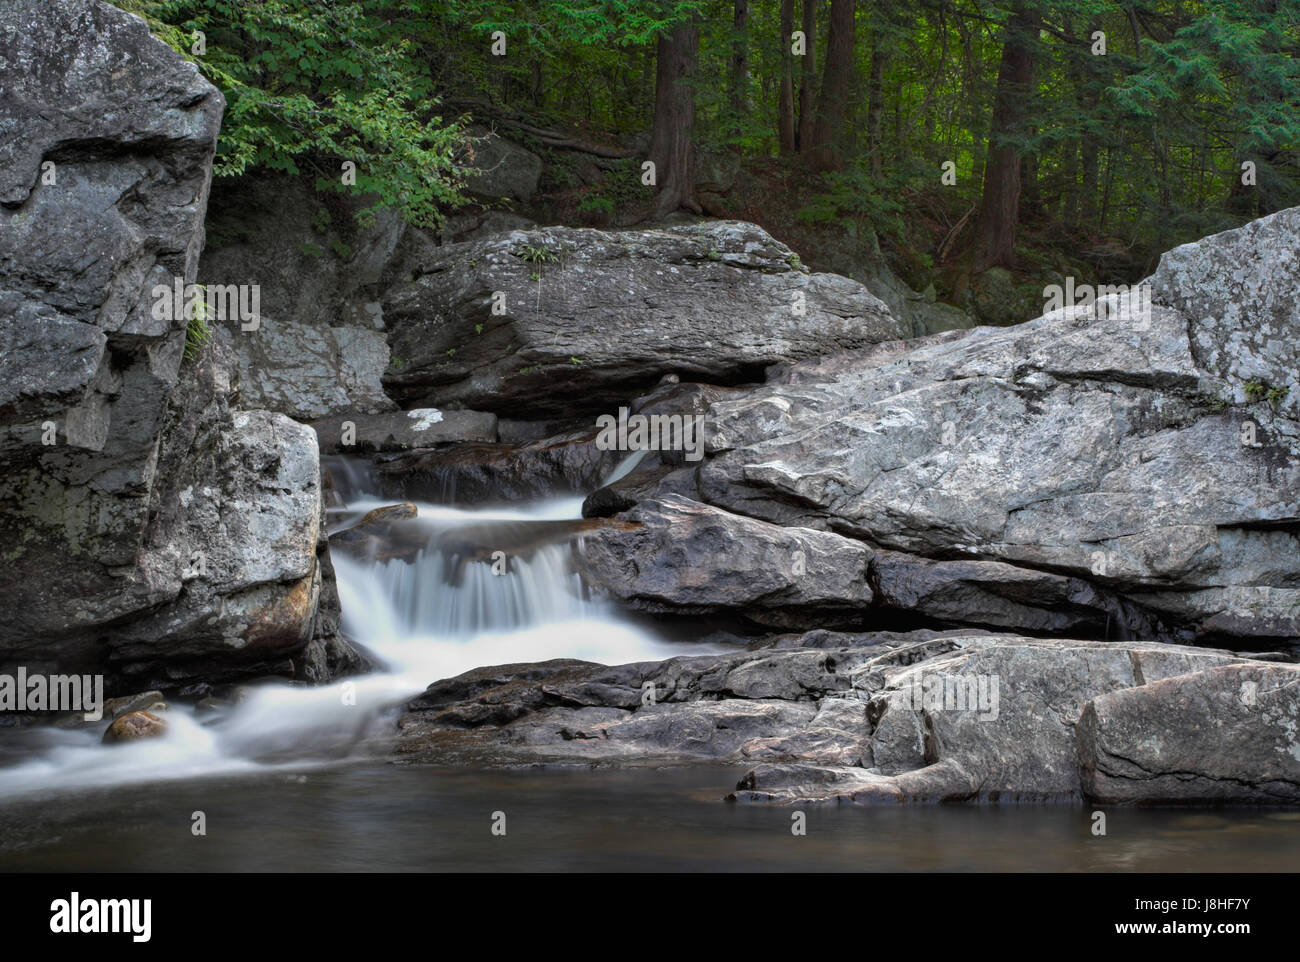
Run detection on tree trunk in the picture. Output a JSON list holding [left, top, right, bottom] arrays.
[[649, 20, 701, 218], [1059, 12, 1078, 224], [808, 0, 855, 172], [729, 0, 749, 140], [866, 28, 887, 176], [971, 5, 1038, 272], [796, 0, 818, 152], [778, 0, 796, 153], [1078, 17, 1101, 229]]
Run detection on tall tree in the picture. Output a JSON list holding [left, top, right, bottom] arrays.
[[808, 0, 856, 171], [865, 8, 889, 177], [778, 0, 797, 153], [649, 18, 701, 217], [796, 0, 819, 151], [971, 3, 1040, 271], [729, 0, 749, 137]]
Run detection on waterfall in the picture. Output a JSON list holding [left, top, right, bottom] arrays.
[[0, 451, 718, 798]]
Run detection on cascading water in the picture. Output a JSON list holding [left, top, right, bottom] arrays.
[[0, 451, 718, 798]]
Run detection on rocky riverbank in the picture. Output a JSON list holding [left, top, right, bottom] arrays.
[[381, 205, 1300, 804], [392, 630, 1300, 805]]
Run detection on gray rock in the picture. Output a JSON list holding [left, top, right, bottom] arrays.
[[1147, 206, 1299, 418], [0, 3, 362, 691], [871, 549, 1162, 638], [394, 631, 1294, 805], [199, 176, 402, 419], [99, 399, 337, 687], [381, 221, 905, 417], [577, 491, 1162, 637], [372, 426, 625, 504], [687, 218, 1300, 644], [463, 127, 543, 203], [0, 0, 220, 664], [843, 635, 1249, 801], [313, 408, 498, 455], [1078, 661, 1300, 804], [230, 317, 394, 421], [577, 495, 872, 626]]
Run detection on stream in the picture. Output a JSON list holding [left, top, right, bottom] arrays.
[[1, 455, 1297, 871], [0, 452, 715, 799]]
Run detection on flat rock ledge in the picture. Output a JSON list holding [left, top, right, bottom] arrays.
[[392, 631, 1300, 805]]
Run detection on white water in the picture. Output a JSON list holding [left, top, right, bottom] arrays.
[[0, 451, 717, 799]]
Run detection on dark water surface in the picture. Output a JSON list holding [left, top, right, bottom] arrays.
[[1, 763, 1298, 871]]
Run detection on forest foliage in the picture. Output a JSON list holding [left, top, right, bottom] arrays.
[[125, 0, 1300, 289]]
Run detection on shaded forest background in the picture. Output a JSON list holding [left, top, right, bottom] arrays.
[[127, 0, 1300, 324]]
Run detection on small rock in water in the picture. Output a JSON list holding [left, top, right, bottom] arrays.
[[359, 502, 418, 526], [102, 711, 168, 744]]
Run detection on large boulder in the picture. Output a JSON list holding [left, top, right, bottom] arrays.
[[0, 0, 223, 653], [380, 221, 906, 418], [578, 495, 873, 626], [578, 494, 1164, 637], [672, 211, 1300, 645], [0, 0, 357, 690], [1078, 661, 1300, 804], [1147, 206, 1299, 419]]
